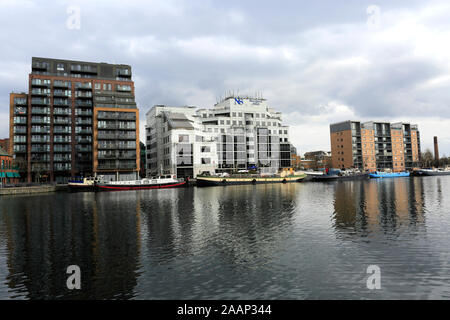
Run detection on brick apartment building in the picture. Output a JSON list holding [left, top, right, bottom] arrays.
[[9, 57, 140, 183], [330, 120, 421, 172]]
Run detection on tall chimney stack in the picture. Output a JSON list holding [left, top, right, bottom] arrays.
[[434, 136, 439, 162]]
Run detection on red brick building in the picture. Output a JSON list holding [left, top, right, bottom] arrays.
[[0, 146, 20, 185]]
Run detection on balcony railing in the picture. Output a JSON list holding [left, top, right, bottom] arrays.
[[70, 65, 97, 73], [53, 80, 71, 88], [77, 129, 92, 135], [75, 82, 92, 89], [54, 146, 72, 152], [75, 91, 92, 98], [53, 109, 71, 115], [76, 119, 92, 125], [75, 109, 92, 116], [54, 118, 71, 124]]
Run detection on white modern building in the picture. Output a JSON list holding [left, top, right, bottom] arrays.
[[145, 96, 292, 178]]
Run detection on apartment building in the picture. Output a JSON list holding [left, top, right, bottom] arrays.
[[9, 57, 139, 183], [330, 120, 421, 172], [145, 96, 292, 178]]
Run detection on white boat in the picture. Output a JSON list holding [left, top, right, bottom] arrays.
[[68, 176, 101, 191], [95, 175, 187, 191]]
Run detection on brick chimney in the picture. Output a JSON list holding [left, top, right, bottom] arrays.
[[434, 136, 439, 162]]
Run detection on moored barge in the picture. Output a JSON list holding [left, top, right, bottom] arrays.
[[196, 173, 307, 187], [95, 175, 187, 191]]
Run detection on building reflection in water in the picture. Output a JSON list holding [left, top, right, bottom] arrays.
[[332, 178, 425, 237], [140, 185, 298, 263], [0, 192, 141, 299], [137, 184, 298, 298]]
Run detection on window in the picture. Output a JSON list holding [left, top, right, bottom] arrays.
[[201, 146, 211, 153], [57, 63, 65, 71], [179, 134, 189, 143], [201, 158, 211, 164], [95, 83, 101, 90]]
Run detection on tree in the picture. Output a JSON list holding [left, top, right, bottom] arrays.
[[421, 149, 434, 168]]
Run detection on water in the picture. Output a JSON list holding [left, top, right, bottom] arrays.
[[1, 177, 450, 299]]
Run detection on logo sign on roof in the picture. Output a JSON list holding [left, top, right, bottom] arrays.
[[234, 98, 243, 105]]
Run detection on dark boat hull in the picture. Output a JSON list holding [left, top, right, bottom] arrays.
[[196, 175, 306, 187], [68, 184, 95, 192], [312, 173, 369, 182], [95, 180, 187, 191], [415, 170, 450, 176]]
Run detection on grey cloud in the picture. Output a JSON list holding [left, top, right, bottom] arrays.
[[1, 0, 450, 153]]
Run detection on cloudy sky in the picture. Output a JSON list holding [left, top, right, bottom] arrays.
[[1, 0, 450, 156]]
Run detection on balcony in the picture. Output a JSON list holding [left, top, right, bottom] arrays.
[[31, 127, 50, 134], [13, 127, 27, 134], [54, 80, 71, 88], [76, 137, 92, 144], [97, 164, 117, 170], [75, 91, 93, 98], [53, 99, 70, 106], [31, 107, 50, 114], [31, 137, 50, 143], [54, 137, 71, 143], [53, 90, 71, 97], [98, 153, 117, 159], [121, 133, 136, 140], [118, 153, 136, 159], [14, 98, 27, 106], [13, 117, 27, 124], [31, 117, 50, 124], [54, 146, 72, 153], [116, 68, 131, 76], [32, 61, 49, 71], [54, 118, 71, 124], [70, 65, 97, 74], [53, 155, 72, 162], [31, 79, 50, 87], [54, 109, 71, 116], [98, 143, 117, 150], [76, 119, 92, 125], [98, 123, 117, 130], [76, 146, 92, 152], [31, 98, 49, 105], [75, 109, 92, 116], [31, 145, 50, 152], [97, 133, 116, 139], [75, 82, 92, 90], [53, 128, 72, 134], [117, 121, 136, 130], [77, 129, 92, 135], [97, 112, 118, 120], [117, 144, 136, 150], [31, 88, 49, 96], [14, 145, 27, 153]]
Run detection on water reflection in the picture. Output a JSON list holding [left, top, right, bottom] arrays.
[[0, 192, 141, 299], [332, 178, 426, 237], [1, 177, 450, 299]]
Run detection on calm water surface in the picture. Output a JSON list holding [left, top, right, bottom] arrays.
[[1, 177, 450, 299]]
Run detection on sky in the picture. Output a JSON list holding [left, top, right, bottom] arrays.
[[1, 0, 450, 156]]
